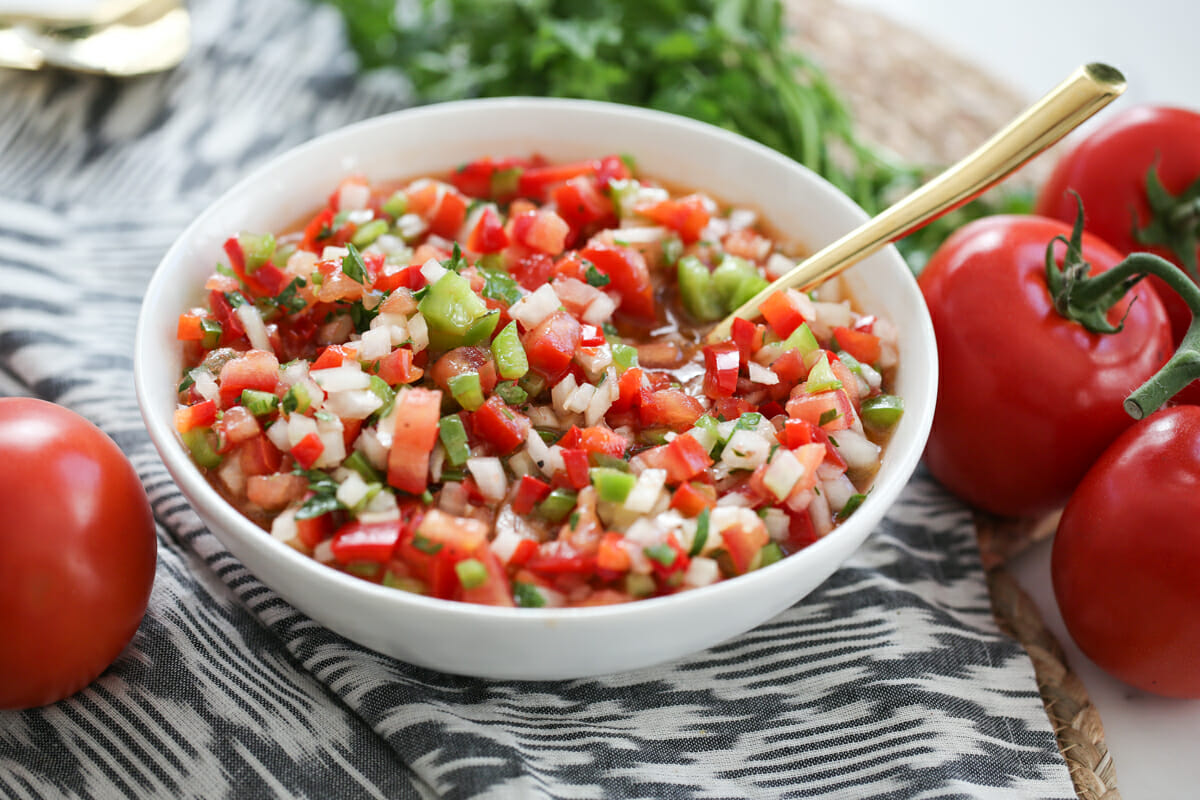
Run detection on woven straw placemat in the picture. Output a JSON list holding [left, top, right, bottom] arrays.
[[785, 2, 1119, 798]]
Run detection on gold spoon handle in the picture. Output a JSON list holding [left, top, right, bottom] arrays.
[[706, 62, 1127, 343]]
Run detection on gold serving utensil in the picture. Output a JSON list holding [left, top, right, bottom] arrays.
[[705, 62, 1127, 343], [0, 0, 188, 76]]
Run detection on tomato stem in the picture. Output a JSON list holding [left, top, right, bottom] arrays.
[[1047, 197, 1200, 419]]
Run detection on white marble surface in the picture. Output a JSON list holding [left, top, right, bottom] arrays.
[[845, 2, 1200, 797]]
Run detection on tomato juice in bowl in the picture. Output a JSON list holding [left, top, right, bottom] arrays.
[[135, 98, 936, 679]]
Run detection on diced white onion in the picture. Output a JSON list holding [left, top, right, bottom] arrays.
[[525, 427, 554, 476], [727, 208, 758, 232], [420, 258, 448, 284], [311, 364, 371, 393], [355, 427, 388, 471], [684, 425, 717, 456], [361, 490, 399, 519], [720, 429, 771, 471], [526, 405, 559, 429], [552, 277, 601, 310], [321, 245, 350, 261], [356, 326, 392, 360], [624, 468, 666, 514], [507, 449, 536, 478], [763, 447, 804, 501], [286, 413, 318, 447], [396, 213, 428, 241], [235, 304, 273, 353], [323, 389, 383, 420], [859, 362, 883, 392], [609, 225, 667, 243], [508, 284, 561, 330], [582, 293, 618, 326], [372, 234, 407, 256], [312, 539, 335, 564], [747, 361, 779, 386], [280, 361, 309, 386], [335, 471, 370, 509], [265, 418, 291, 452], [575, 345, 613, 379], [190, 368, 219, 403], [765, 252, 794, 280], [466, 457, 508, 502], [820, 473, 858, 513], [271, 509, 298, 543], [564, 383, 595, 414], [314, 415, 346, 468], [833, 429, 881, 471], [217, 457, 245, 496], [286, 249, 318, 279], [439, 482, 468, 515], [683, 556, 721, 588], [763, 508, 789, 542], [337, 182, 370, 212], [407, 313, 429, 352], [809, 490, 834, 537], [584, 383, 614, 427], [551, 373, 579, 416]]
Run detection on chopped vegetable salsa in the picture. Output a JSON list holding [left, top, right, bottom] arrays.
[[174, 154, 903, 608]]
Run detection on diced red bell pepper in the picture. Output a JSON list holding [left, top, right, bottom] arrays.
[[449, 157, 497, 198], [786, 508, 819, 551], [730, 317, 766, 366], [594, 155, 632, 188], [560, 448, 591, 490], [661, 432, 714, 484], [647, 534, 690, 579], [176, 310, 207, 342], [208, 288, 246, 346], [517, 160, 598, 201], [218, 349, 280, 408], [373, 347, 424, 386], [295, 506, 335, 550], [387, 388, 442, 495], [465, 205, 510, 253], [175, 399, 217, 433], [579, 323, 606, 348], [578, 244, 655, 321], [639, 389, 704, 432], [405, 180, 469, 239], [512, 475, 552, 515], [781, 418, 848, 470], [330, 520, 404, 565], [759, 289, 807, 339], [702, 342, 740, 398], [311, 343, 356, 371], [523, 310, 581, 380], [508, 537, 540, 567], [833, 325, 882, 365], [223, 237, 290, 298], [669, 481, 717, 517], [471, 395, 530, 455], [373, 264, 425, 293], [290, 431, 324, 470], [721, 524, 770, 575], [633, 194, 710, 244], [714, 397, 757, 421]]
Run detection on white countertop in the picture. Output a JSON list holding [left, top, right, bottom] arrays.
[[845, 2, 1200, 797]]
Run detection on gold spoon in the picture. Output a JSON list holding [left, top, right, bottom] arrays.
[[0, 0, 188, 76], [705, 62, 1127, 343]]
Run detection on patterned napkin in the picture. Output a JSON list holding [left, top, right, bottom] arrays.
[[0, 1, 1076, 797]]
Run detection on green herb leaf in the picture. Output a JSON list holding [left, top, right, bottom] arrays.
[[341, 243, 368, 284], [584, 261, 611, 288]]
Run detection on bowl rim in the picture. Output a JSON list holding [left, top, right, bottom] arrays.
[[134, 96, 937, 627]]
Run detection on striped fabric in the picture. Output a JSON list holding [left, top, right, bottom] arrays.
[[0, 1, 1077, 797]]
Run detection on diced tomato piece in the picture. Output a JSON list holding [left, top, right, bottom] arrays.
[[386, 388, 442, 495], [730, 317, 766, 365], [405, 181, 469, 238], [593, 155, 632, 188], [465, 205, 510, 253], [449, 158, 497, 198], [553, 176, 615, 239], [526, 548, 596, 577], [290, 432, 324, 470], [413, 509, 488, 559], [722, 228, 771, 262], [759, 289, 807, 339], [239, 434, 284, 476], [610, 366, 646, 414], [373, 264, 424, 293], [596, 532, 632, 573], [578, 244, 655, 321], [511, 209, 570, 255], [331, 520, 404, 565], [721, 524, 770, 575], [833, 325, 882, 365], [373, 347, 424, 385], [523, 310, 581, 380], [208, 288, 245, 346], [771, 349, 806, 386], [509, 252, 556, 292], [661, 433, 714, 484], [561, 448, 591, 490], [295, 507, 335, 550], [786, 508, 819, 551], [579, 323, 606, 348], [430, 347, 498, 397], [634, 194, 710, 244], [713, 397, 755, 421], [829, 358, 861, 409], [782, 418, 848, 470], [218, 349, 280, 407], [512, 475, 552, 515], [577, 425, 629, 458], [311, 344, 356, 371], [702, 342, 740, 398], [174, 399, 217, 433], [471, 395, 530, 455], [639, 389, 704, 432], [459, 546, 516, 607], [246, 472, 307, 510], [647, 534, 690, 579], [670, 481, 717, 517], [223, 237, 289, 298], [786, 389, 855, 432]]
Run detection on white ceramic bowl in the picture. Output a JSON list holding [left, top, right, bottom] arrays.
[[135, 98, 937, 680]]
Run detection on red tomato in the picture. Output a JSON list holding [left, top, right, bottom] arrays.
[[578, 244, 656, 321], [0, 399, 156, 709], [1035, 107, 1200, 360], [918, 216, 1172, 517], [1052, 406, 1200, 698], [387, 388, 442, 495]]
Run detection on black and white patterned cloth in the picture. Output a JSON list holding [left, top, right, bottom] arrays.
[[0, 1, 1077, 797]]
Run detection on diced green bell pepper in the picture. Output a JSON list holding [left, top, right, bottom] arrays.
[[351, 218, 389, 248], [240, 389, 278, 417], [418, 272, 495, 350], [860, 394, 904, 430], [447, 372, 485, 411], [611, 342, 638, 371], [438, 415, 471, 466], [805, 353, 843, 393], [382, 191, 408, 219], [182, 427, 222, 469], [537, 488, 577, 523], [455, 558, 488, 589], [238, 232, 276, 274], [590, 467, 636, 504], [677, 256, 724, 321], [491, 321, 529, 380]]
